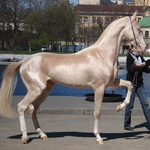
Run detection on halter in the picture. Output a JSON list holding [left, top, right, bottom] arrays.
[[129, 16, 139, 50]]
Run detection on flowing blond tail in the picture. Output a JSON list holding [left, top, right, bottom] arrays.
[[0, 61, 23, 118]]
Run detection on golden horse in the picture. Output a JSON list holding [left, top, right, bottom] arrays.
[[0, 12, 146, 145]]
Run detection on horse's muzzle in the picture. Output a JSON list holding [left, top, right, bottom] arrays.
[[137, 44, 146, 53]]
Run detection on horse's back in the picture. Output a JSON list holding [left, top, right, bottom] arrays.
[[18, 52, 90, 88]]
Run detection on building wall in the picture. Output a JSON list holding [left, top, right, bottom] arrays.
[[135, 0, 150, 6], [78, 0, 100, 5], [77, 13, 121, 47], [141, 27, 150, 50], [111, 0, 135, 5], [74, 4, 148, 52], [111, 0, 123, 5]]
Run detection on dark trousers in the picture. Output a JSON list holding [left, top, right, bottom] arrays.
[[124, 84, 150, 128]]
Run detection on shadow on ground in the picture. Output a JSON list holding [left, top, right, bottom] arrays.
[[8, 122, 150, 144]]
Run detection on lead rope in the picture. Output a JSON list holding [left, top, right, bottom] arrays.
[[132, 72, 138, 85], [129, 16, 138, 51], [130, 16, 139, 85], [131, 63, 138, 85]]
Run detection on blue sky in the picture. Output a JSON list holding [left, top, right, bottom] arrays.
[[69, 0, 78, 5]]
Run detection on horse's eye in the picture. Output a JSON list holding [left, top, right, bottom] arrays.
[[137, 28, 141, 32]]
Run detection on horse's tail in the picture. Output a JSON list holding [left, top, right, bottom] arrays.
[[0, 61, 23, 118]]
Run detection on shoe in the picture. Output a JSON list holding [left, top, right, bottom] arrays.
[[147, 127, 150, 131], [124, 126, 134, 131]]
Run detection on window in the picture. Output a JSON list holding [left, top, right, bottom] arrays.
[[138, 18, 141, 22], [79, 17, 82, 23], [84, 17, 88, 23], [145, 31, 149, 38], [147, 44, 149, 49], [92, 17, 96, 23], [97, 17, 102, 24]]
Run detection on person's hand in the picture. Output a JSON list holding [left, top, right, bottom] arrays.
[[135, 62, 146, 68]]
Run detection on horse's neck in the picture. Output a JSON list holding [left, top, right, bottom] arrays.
[[95, 17, 128, 64]]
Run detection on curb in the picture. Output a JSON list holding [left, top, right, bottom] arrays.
[[38, 108, 143, 116], [12, 108, 144, 116]]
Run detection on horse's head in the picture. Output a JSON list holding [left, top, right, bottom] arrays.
[[123, 11, 146, 53]]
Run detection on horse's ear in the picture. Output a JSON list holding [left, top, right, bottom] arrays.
[[131, 11, 137, 20]]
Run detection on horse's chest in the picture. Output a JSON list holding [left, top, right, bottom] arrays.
[[95, 66, 117, 83]]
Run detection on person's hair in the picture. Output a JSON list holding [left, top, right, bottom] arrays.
[[127, 44, 135, 55]]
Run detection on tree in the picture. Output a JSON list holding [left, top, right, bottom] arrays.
[[28, 31, 48, 50], [44, 2, 77, 51], [0, 0, 30, 50], [135, 0, 150, 16], [26, 1, 77, 51], [0, 0, 77, 51], [25, 0, 49, 50]]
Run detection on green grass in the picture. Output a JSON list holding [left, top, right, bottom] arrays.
[[0, 50, 73, 54], [0, 50, 39, 54]]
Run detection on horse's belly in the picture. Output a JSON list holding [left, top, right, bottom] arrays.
[[49, 72, 92, 88]]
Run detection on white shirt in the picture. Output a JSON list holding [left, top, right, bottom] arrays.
[[130, 52, 142, 64]]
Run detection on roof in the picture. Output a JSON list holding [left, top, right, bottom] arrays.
[[74, 4, 147, 15], [139, 17, 150, 27]]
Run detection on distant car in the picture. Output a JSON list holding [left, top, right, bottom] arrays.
[[147, 49, 150, 53], [41, 47, 47, 51]]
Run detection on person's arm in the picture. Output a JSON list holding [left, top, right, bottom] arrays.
[[135, 62, 146, 68], [127, 54, 139, 74], [145, 59, 150, 66], [135, 56, 150, 73]]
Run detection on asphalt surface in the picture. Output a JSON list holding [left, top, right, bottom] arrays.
[[0, 96, 150, 149], [10, 96, 150, 116], [0, 115, 150, 150]]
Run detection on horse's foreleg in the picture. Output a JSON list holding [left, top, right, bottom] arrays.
[[109, 78, 133, 111], [93, 86, 105, 145], [28, 81, 55, 140], [117, 79, 133, 111]]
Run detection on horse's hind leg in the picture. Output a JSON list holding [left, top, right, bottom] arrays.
[[17, 92, 39, 144], [28, 80, 55, 140]]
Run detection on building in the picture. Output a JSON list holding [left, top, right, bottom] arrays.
[[74, 4, 146, 51], [135, 0, 150, 6], [78, 0, 117, 5], [78, 0, 100, 5], [111, 0, 150, 6], [112, 0, 135, 5], [139, 9, 150, 52]]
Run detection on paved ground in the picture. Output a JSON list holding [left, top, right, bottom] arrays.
[[1, 95, 150, 150], [10, 96, 150, 116], [0, 115, 150, 150]]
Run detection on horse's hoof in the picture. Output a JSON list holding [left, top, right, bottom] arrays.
[[96, 140, 104, 145], [116, 104, 121, 112], [21, 137, 28, 144], [41, 136, 48, 140]]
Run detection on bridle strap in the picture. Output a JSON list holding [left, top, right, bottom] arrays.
[[129, 16, 138, 49]]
